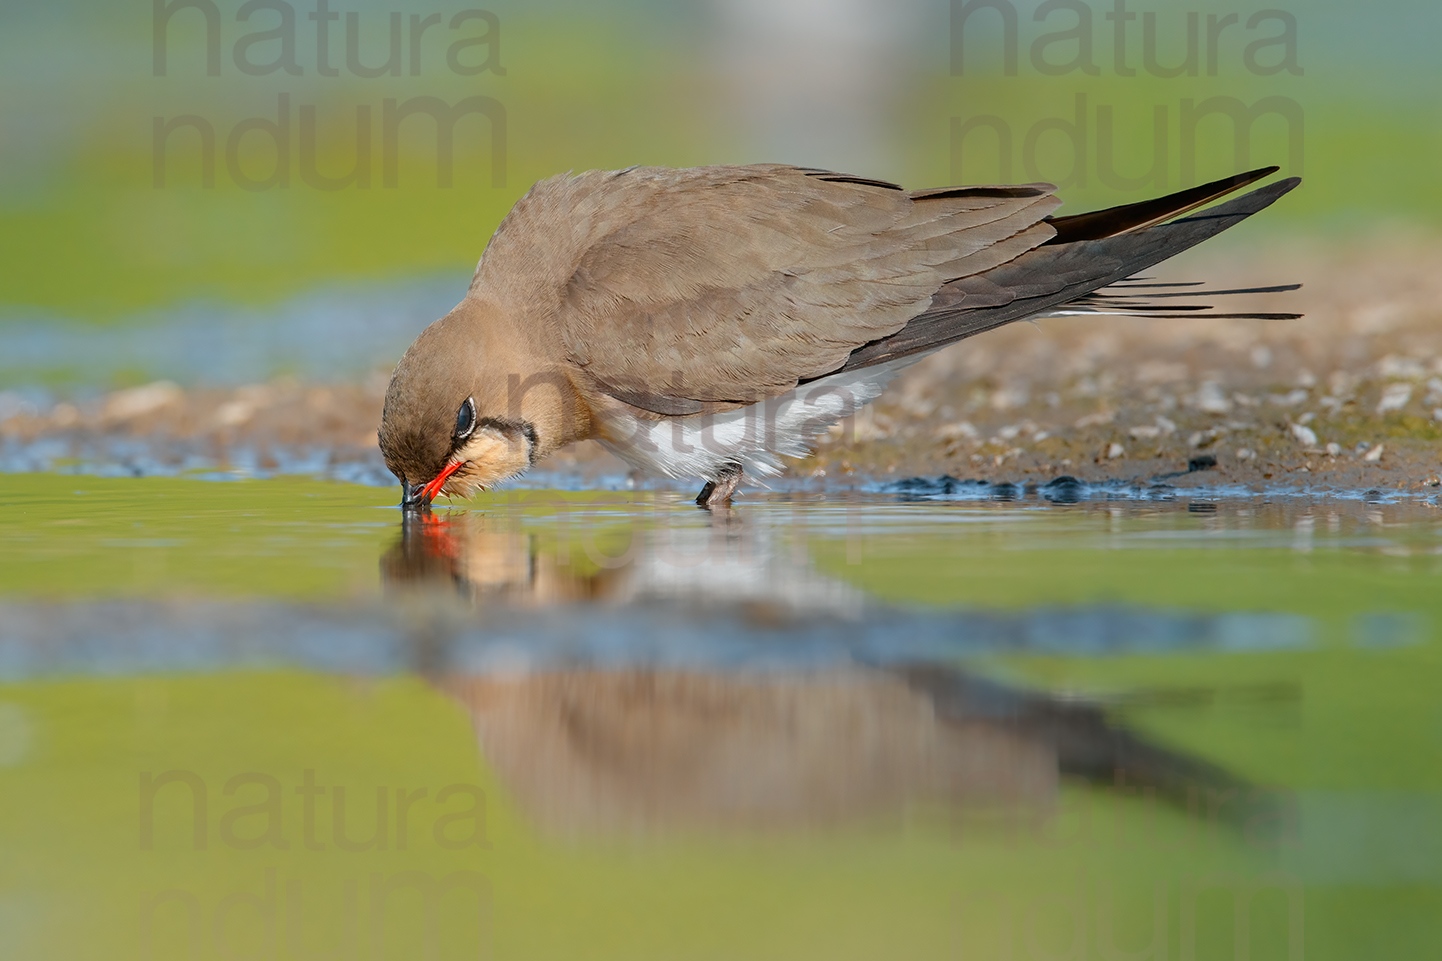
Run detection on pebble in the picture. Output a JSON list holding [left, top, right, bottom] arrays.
[[1377, 384, 1413, 414], [101, 381, 182, 423], [214, 400, 255, 427], [1075, 411, 1115, 428], [1106, 442, 1125, 459], [1269, 388, 1309, 407], [934, 421, 978, 441], [1363, 444, 1385, 463], [1290, 423, 1318, 446], [1194, 382, 1232, 414], [50, 403, 80, 428]]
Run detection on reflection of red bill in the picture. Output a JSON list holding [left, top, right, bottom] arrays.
[[419, 512, 460, 559], [421, 459, 463, 503]]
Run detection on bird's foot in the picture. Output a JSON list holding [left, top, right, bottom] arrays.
[[695, 463, 743, 509]]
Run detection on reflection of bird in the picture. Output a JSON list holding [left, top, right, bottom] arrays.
[[378, 164, 1299, 508], [439, 668, 1278, 836], [383, 512, 1282, 837], [380, 506, 863, 615], [380, 510, 619, 605], [442, 670, 1058, 834]]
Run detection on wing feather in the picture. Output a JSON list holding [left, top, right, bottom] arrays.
[[472, 165, 1060, 411]]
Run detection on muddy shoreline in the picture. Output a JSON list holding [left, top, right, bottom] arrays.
[[4, 241, 1440, 498]]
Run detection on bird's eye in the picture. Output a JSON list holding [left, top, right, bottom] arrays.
[[454, 396, 477, 441]]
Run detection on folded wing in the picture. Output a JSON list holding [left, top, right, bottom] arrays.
[[533, 165, 1060, 414]]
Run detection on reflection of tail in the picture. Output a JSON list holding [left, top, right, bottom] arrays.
[[840, 168, 1301, 370], [896, 664, 1284, 831]]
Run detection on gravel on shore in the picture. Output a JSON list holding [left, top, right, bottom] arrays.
[[3, 239, 1440, 495]]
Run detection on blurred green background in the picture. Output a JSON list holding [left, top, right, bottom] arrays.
[[1, 0, 1438, 323]]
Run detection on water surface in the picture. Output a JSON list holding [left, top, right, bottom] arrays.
[[2, 475, 1440, 959]]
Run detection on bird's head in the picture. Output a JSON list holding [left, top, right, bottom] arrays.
[[378, 305, 543, 511]]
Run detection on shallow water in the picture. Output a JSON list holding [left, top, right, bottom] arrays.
[[3, 474, 1441, 959]]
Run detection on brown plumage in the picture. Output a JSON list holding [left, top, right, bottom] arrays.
[[378, 164, 1299, 509]]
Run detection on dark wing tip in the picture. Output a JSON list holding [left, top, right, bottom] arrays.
[[1045, 166, 1297, 245], [1239, 164, 1281, 180]]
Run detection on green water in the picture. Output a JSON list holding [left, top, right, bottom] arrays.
[[2, 474, 1440, 959]]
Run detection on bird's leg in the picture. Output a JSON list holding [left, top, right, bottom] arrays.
[[695, 462, 743, 509]]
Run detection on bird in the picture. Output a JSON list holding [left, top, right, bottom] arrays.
[[378, 163, 1299, 510]]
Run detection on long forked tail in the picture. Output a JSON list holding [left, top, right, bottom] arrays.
[[839, 168, 1302, 372]]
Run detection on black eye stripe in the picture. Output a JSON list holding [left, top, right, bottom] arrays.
[[473, 417, 539, 464]]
